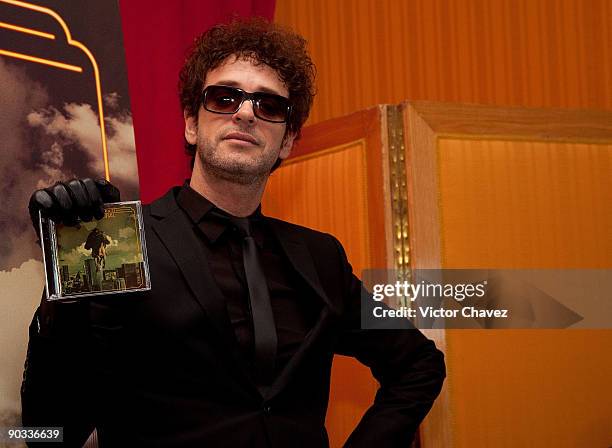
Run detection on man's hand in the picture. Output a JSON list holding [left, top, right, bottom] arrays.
[[28, 178, 121, 234]]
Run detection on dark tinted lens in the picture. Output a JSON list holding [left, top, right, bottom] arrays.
[[205, 86, 243, 113], [255, 94, 289, 122]]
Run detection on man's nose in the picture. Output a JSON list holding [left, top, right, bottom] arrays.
[[232, 99, 256, 125]]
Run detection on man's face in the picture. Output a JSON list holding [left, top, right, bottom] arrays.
[[184, 56, 295, 184]]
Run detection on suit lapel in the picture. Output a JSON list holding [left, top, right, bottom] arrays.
[[265, 305, 334, 400], [263, 218, 341, 400], [267, 219, 340, 314]]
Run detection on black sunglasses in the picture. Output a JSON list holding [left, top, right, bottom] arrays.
[[201, 85, 291, 123]]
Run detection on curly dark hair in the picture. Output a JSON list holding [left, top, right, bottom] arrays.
[[178, 17, 316, 167]]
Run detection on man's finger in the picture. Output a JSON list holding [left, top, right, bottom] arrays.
[[95, 179, 121, 203], [66, 179, 94, 222], [48, 183, 73, 212], [82, 178, 105, 220], [29, 189, 54, 216], [47, 183, 78, 226], [28, 189, 55, 233]]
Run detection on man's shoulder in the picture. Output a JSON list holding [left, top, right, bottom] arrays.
[[141, 187, 182, 219], [264, 216, 341, 248], [264, 215, 319, 235]]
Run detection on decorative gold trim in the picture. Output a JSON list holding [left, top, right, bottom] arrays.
[[438, 133, 612, 146], [281, 139, 366, 165], [386, 105, 410, 303]]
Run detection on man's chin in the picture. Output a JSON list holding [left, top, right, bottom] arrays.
[[202, 159, 271, 185]]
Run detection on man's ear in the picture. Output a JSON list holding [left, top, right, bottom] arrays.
[[279, 132, 296, 160], [184, 109, 198, 145]]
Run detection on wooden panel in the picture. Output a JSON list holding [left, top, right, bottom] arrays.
[[277, 107, 390, 271], [438, 139, 612, 268], [404, 102, 612, 448], [407, 101, 612, 143], [263, 108, 390, 447], [437, 138, 612, 447], [446, 330, 612, 448], [265, 141, 372, 273], [275, 0, 612, 127]]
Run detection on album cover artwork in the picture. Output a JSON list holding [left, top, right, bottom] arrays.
[[40, 201, 150, 301]]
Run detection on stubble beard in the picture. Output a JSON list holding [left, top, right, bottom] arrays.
[[196, 134, 276, 186]]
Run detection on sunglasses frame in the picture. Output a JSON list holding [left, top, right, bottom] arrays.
[[201, 85, 292, 123]]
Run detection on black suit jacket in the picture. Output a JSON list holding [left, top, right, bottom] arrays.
[[22, 187, 445, 447]]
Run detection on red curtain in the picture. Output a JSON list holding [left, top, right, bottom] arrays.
[[118, 0, 276, 203]]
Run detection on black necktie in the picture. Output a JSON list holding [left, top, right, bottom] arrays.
[[229, 216, 277, 384]]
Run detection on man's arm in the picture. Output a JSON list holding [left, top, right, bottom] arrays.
[[22, 178, 121, 447], [331, 238, 446, 448], [21, 296, 95, 447]]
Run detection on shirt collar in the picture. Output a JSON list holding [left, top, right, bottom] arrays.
[[176, 181, 265, 246]]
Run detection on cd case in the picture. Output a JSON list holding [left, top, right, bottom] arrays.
[[40, 201, 151, 301]]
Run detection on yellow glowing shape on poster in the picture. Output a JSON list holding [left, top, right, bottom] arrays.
[[0, 20, 54, 38], [0, 48, 82, 71], [0, 0, 111, 181]]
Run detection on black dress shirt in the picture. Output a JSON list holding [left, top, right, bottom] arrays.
[[176, 183, 321, 384]]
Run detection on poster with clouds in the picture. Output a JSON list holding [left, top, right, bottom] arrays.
[[0, 0, 139, 427]]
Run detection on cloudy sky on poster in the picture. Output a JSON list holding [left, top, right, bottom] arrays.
[[0, 0, 140, 272]]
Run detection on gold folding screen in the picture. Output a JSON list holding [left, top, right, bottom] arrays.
[[403, 102, 612, 448], [264, 101, 612, 447]]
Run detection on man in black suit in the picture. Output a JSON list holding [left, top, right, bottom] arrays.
[[23, 18, 445, 447]]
